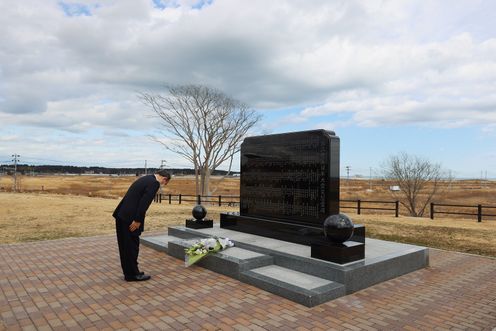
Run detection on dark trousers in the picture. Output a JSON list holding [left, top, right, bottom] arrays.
[[115, 218, 140, 277]]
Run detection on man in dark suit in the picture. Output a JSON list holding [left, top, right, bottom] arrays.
[[113, 169, 171, 281]]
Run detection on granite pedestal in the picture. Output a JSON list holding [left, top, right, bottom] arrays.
[[185, 219, 213, 229], [142, 224, 429, 307]]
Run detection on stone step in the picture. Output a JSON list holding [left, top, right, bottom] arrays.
[[240, 265, 345, 307], [167, 239, 274, 279], [141, 234, 181, 253], [167, 226, 205, 239]]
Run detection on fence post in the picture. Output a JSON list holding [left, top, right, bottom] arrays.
[[357, 200, 361, 215], [169, 194, 172, 204], [395, 201, 399, 217], [197, 195, 201, 205], [219, 195, 222, 206], [430, 203, 434, 219], [478, 204, 482, 222], [179, 194, 182, 204]]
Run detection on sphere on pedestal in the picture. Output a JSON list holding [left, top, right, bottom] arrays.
[[192, 205, 207, 220], [323, 213, 354, 243]]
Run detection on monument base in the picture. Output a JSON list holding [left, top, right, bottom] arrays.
[[220, 212, 365, 264], [311, 241, 365, 264], [141, 225, 429, 307], [185, 219, 213, 229], [220, 212, 364, 243]]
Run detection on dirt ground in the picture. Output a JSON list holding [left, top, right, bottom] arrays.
[[1, 192, 494, 257]]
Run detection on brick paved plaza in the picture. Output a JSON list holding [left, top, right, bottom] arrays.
[[1, 234, 495, 330]]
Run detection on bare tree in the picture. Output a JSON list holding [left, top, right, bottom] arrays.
[[140, 84, 261, 196], [382, 152, 451, 217]]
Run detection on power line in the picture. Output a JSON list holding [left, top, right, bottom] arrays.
[[0, 155, 71, 165], [0, 155, 154, 168]]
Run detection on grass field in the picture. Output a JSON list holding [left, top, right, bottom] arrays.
[[0, 192, 237, 244], [1, 174, 495, 257], [2, 174, 496, 221], [2, 174, 496, 204], [1, 191, 494, 257], [0, 174, 241, 198]]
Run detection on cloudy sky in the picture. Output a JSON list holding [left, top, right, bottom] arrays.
[[1, 0, 495, 178]]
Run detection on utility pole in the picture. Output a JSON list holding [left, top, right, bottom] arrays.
[[345, 166, 351, 180], [12, 154, 19, 192], [369, 167, 372, 191], [158, 160, 167, 195], [144, 160, 147, 175]]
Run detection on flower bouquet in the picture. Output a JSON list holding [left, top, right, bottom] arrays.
[[184, 237, 234, 267]]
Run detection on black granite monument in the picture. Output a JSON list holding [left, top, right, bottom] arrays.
[[220, 129, 365, 264]]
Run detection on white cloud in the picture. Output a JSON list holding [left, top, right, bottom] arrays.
[[0, 0, 495, 167], [298, 32, 496, 128]]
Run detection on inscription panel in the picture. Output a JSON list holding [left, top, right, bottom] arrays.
[[240, 130, 339, 225]]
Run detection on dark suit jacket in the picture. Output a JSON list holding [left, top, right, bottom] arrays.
[[113, 175, 160, 234]]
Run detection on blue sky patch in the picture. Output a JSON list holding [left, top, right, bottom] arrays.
[[192, 0, 213, 10], [152, 0, 179, 10], [152, 0, 213, 10], [152, 0, 167, 10], [59, 2, 92, 17]]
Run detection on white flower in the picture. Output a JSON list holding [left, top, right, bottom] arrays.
[[202, 238, 217, 250], [184, 236, 235, 267], [218, 237, 234, 249]]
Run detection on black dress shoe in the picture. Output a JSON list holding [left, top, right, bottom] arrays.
[[125, 274, 151, 282]]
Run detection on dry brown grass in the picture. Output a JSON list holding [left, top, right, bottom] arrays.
[[341, 179, 496, 203], [3, 175, 496, 206], [351, 214, 496, 257], [1, 190, 495, 257], [0, 192, 237, 244], [1, 175, 495, 257], [0, 174, 240, 198]]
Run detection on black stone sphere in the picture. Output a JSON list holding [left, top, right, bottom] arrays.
[[323, 213, 354, 243], [192, 205, 207, 220]]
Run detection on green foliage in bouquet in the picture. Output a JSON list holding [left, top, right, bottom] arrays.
[[184, 237, 234, 267]]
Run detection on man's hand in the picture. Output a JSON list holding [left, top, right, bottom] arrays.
[[129, 221, 141, 232]]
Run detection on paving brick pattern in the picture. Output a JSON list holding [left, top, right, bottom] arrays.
[[1, 234, 495, 330]]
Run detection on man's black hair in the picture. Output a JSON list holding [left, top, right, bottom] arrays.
[[155, 169, 171, 180]]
